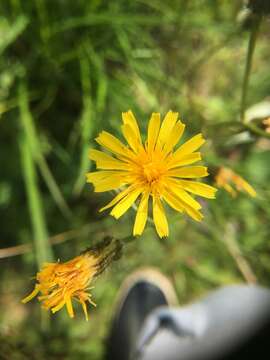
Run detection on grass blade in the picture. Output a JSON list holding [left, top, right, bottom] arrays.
[[73, 51, 93, 196], [19, 133, 52, 265], [0, 15, 28, 55], [18, 81, 72, 218]]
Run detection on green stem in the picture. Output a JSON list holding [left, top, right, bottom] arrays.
[[243, 122, 270, 139], [34, 0, 50, 45], [20, 135, 53, 266], [210, 207, 257, 284], [240, 15, 262, 122], [18, 81, 72, 218], [208, 119, 270, 139], [73, 50, 93, 196]]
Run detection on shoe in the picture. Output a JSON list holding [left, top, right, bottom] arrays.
[[105, 268, 177, 360]]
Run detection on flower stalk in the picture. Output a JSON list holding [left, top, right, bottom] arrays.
[[240, 14, 262, 123]]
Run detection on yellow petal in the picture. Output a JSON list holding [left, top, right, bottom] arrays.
[[81, 300, 89, 321], [86, 171, 128, 192], [89, 149, 130, 170], [122, 110, 142, 145], [42, 291, 63, 308], [65, 297, 74, 318], [177, 180, 217, 199], [168, 152, 201, 169], [223, 183, 237, 197], [88, 297, 97, 307], [99, 186, 135, 212], [21, 285, 40, 304], [51, 299, 66, 314], [165, 179, 202, 209], [153, 196, 169, 238], [162, 190, 183, 213], [121, 123, 141, 153], [168, 166, 209, 178], [86, 170, 126, 182], [147, 113, 161, 152], [110, 188, 142, 219], [93, 177, 126, 192], [162, 121, 185, 156], [95, 131, 134, 159], [156, 111, 178, 150], [173, 134, 205, 158], [133, 192, 150, 236], [234, 176, 256, 197], [163, 188, 203, 222], [168, 182, 202, 210], [242, 182, 256, 197]]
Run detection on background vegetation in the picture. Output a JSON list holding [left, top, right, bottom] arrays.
[[0, 1, 270, 359]]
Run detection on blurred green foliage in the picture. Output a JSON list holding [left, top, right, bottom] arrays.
[[0, 0, 270, 359]]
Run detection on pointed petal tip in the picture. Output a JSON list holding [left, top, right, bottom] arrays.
[[197, 214, 204, 222], [21, 286, 39, 304], [85, 177, 95, 185], [122, 110, 132, 117], [196, 133, 206, 144], [110, 211, 119, 219], [159, 233, 169, 239], [94, 132, 102, 140], [166, 109, 179, 117], [21, 297, 30, 304]]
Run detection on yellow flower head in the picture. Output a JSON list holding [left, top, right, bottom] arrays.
[[22, 252, 97, 320], [22, 238, 122, 320], [87, 110, 217, 238], [263, 117, 270, 133], [215, 167, 256, 198]]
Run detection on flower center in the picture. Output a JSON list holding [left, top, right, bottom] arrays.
[[142, 162, 162, 184]]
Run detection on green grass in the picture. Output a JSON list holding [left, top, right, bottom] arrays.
[[0, 1, 270, 359]]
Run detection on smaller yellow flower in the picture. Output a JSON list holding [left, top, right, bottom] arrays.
[[22, 238, 122, 320], [263, 117, 270, 133], [22, 253, 97, 320], [215, 167, 256, 198]]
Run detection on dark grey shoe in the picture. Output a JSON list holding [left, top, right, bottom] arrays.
[[105, 268, 177, 360]]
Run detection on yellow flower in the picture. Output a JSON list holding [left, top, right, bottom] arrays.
[[22, 238, 122, 320], [215, 167, 256, 198], [86, 110, 216, 238], [22, 252, 98, 320], [263, 117, 270, 133]]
